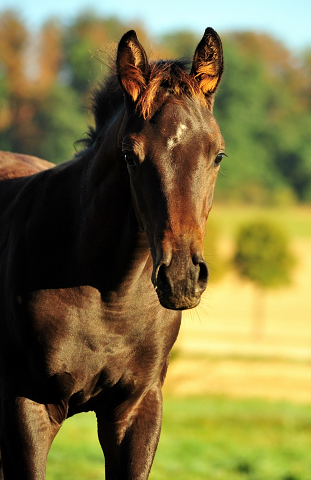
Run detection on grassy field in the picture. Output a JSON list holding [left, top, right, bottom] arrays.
[[47, 395, 311, 480], [46, 204, 311, 479], [209, 204, 311, 239], [155, 396, 311, 480]]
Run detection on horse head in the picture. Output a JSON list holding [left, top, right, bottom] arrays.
[[117, 29, 224, 310]]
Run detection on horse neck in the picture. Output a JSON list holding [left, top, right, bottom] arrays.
[[77, 113, 151, 289]]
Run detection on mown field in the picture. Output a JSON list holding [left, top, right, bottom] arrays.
[[47, 205, 311, 479]]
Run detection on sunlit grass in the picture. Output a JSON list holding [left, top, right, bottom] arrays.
[[153, 396, 311, 480], [47, 396, 311, 480], [210, 204, 311, 239]]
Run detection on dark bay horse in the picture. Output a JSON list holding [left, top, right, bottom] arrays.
[[0, 28, 224, 479]]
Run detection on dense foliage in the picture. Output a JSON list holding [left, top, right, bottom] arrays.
[[233, 220, 295, 289], [1, 10, 311, 203]]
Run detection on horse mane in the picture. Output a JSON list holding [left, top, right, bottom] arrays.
[[79, 57, 204, 151]]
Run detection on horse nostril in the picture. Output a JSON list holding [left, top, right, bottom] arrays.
[[192, 254, 209, 288], [198, 261, 209, 286], [156, 263, 168, 291]]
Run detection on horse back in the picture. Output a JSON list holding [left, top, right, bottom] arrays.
[[0, 151, 54, 180], [0, 151, 79, 295]]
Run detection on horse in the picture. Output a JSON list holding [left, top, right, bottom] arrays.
[[0, 28, 224, 479]]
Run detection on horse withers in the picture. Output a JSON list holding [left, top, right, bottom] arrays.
[[0, 28, 224, 479]]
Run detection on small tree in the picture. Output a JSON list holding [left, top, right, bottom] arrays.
[[233, 219, 295, 338]]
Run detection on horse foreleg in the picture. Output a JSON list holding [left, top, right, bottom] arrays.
[[0, 446, 3, 480], [96, 385, 163, 480], [0, 396, 61, 480]]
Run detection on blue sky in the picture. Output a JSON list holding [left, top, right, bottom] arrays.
[[4, 0, 311, 52]]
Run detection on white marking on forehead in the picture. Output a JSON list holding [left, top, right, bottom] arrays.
[[167, 123, 187, 151]]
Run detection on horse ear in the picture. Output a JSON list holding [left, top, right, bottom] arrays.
[[117, 30, 149, 102], [191, 28, 223, 107]]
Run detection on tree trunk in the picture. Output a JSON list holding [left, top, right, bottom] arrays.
[[252, 287, 265, 339]]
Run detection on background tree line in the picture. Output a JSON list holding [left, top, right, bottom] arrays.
[[1, 9, 311, 203]]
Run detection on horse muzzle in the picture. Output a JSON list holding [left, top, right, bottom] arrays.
[[153, 252, 209, 310]]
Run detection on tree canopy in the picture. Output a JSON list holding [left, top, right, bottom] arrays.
[[1, 10, 311, 203], [233, 220, 295, 289]]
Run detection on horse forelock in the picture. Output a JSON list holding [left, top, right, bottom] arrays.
[[136, 60, 205, 119]]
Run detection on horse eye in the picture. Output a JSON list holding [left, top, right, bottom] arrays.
[[215, 152, 226, 166], [124, 153, 136, 167]]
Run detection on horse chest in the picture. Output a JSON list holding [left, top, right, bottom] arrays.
[[22, 286, 179, 406]]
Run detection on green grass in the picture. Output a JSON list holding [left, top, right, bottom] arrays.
[[47, 396, 311, 480], [47, 412, 104, 480]]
